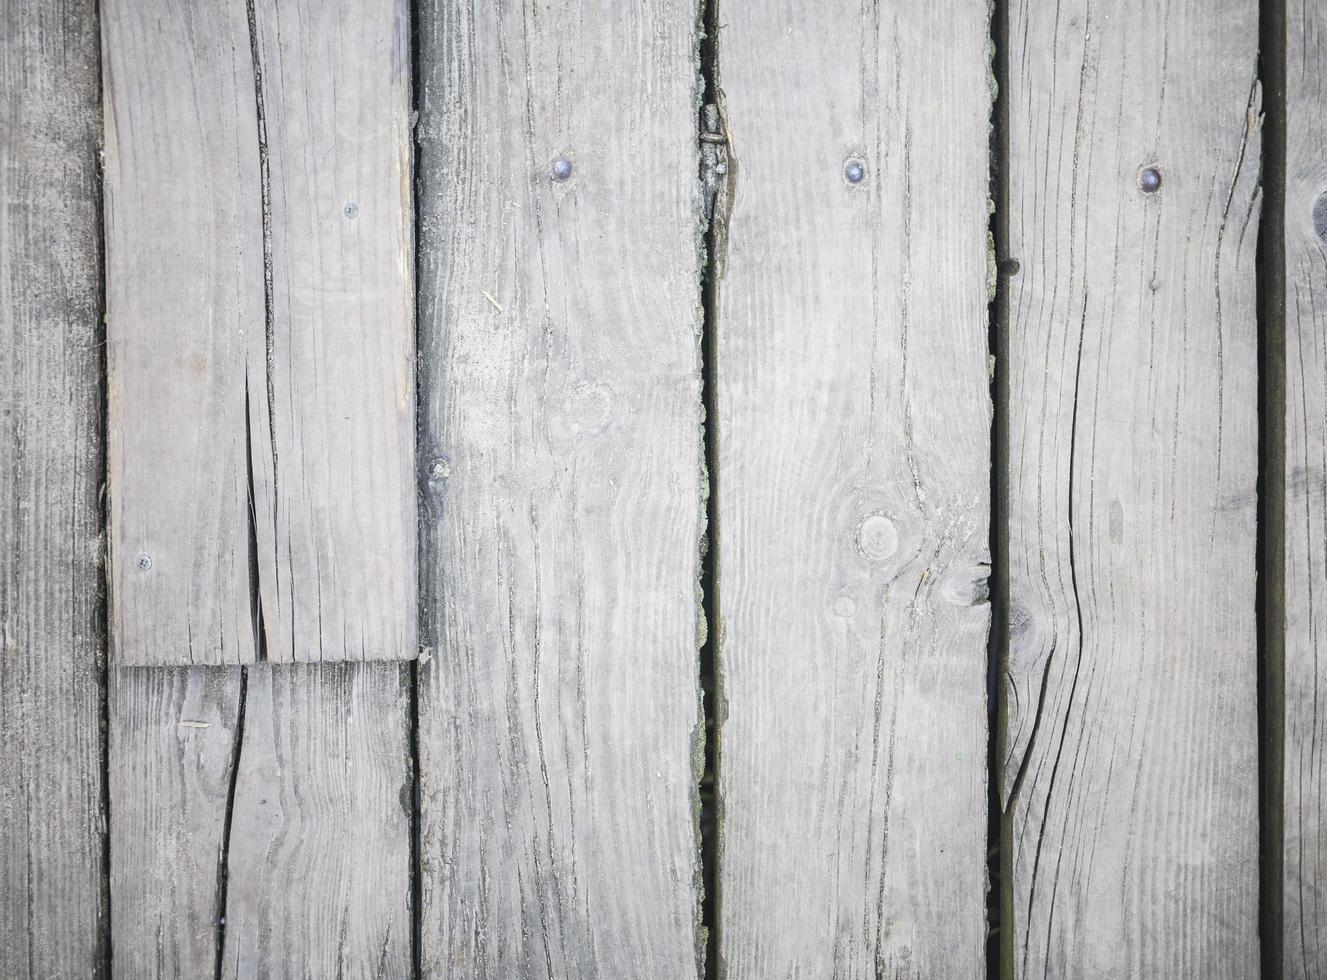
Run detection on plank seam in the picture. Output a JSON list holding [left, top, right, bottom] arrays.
[[1255, 0, 1287, 971], [698, 0, 729, 974]]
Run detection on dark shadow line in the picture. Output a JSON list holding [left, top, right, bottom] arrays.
[[1255, 0, 1287, 973], [988, 0, 1013, 974]]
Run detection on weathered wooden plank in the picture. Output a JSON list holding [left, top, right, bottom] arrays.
[[220, 664, 411, 976], [103, 0, 264, 666], [1282, 4, 1327, 976], [713, 2, 993, 975], [110, 668, 241, 978], [1000, 1, 1262, 975], [104, 0, 416, 665], [0, 1, 108, 975], [415, 1, 705, 975], [110, 664, 411, 977], [248, 0, 416, 663]]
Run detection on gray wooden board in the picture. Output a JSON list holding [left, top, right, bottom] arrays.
[[414, 0, 706, 976], [110, 664, 411, 977], [110, 668, 241, 978], [712, 2, 993, 975], [1283, 4, 1327, 976], [1000, 1, 1262, 975], [102, 0, 264, 666], [0, 1, 108, 975], [103, 0, 416, 665]]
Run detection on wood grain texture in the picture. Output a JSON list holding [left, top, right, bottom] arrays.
[[713, 2, 993, 975], [1000, 1, 1262, 976], [414, 1, 705, 976], [110, 668, 241, 978], [103, 0, 264, 665], [104, 0, 416, 665], [1283, 4, 1327, 976], [110, 664, 411, 977], [248, 0, 416, 664], [220, 664, 411, 977], [0, 1, 108, 975]]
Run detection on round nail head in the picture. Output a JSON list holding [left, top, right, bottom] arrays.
[[1139, 166, 1162, 193], [552, 157, 573, 181], [344, 202, 359, 218], [137, 554, 153, 571], [844, 159, 866, 185]]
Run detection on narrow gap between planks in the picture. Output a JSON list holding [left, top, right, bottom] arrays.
[[1255, 0, 1287, 973], [408, 0, 425, 974], [94, 0, 115, 965], [698, 0, 725, 976], [988, 0, 1012, 974]]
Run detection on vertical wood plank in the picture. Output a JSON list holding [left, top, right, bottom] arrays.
[[103, 0, 416, 665], [110, 668, 241, 978], [110, 665, 411, 977], [220, 665, 411, 977], [1001, 1, 1262, 975], [1282, 3, 1327, 976], [714, 2, 993, 975], [248, 0, 416, 663], [102, 0, 264, 665], [0, 1, 108, 975], [415, 1, 705, 975]]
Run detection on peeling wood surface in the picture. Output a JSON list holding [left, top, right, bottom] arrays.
[[110, 664, 411, 977], [414, 1, 706, 975], [1000, 1, 1262, 975], [713, 2, 994, 975], [0, 1, 108, 975], [103, 0, 416, 665], [1283, 4, 1327, 976]]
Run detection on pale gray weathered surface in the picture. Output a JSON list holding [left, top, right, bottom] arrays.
[[248, 0, 416, 663], [103, 0, 264, 665], [1283, 4, 1327, 977], [111, 665, 410, 977], [714, 2, 993, 975], [0, 1, 108, 975], [415, 0, 706, 975], [110, 668, 240, 978], [104, 0, 415, 665], [1001, 1, 1262, 975], [220, 664, 411, 977]]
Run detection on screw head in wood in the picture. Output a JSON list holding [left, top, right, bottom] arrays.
[[1138, 166, 1162, 193], [344, 202, 359, 218], [136, 554, 153, 571], [551, 157, 573, 181], [844, 158, 866, 185], [428, 458, 450, 480]]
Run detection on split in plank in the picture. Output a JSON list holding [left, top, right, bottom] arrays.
[[110, 663, 411, 977], [103, 0, 416, 665], [999, 1, 1262, 974], [714, 1, 994, 975], [415, 0, 707, 975]]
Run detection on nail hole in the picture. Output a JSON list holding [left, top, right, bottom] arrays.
[[1138, 166, 1162, 193]]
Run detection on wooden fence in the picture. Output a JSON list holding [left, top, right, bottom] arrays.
[[1, 0, 1323, 976]]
